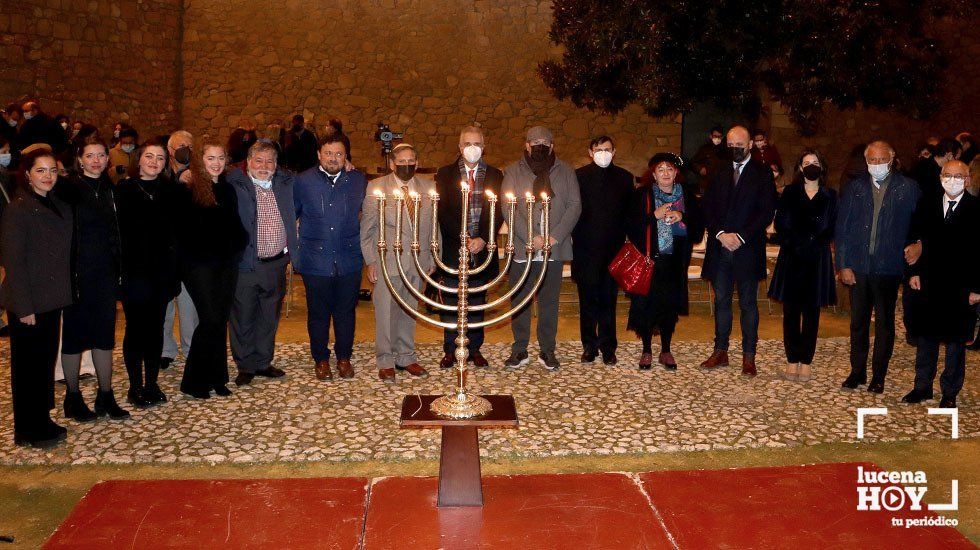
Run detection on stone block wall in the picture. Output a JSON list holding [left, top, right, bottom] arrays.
[[180, 0, 679, 176], [0, 0, 182, 141]]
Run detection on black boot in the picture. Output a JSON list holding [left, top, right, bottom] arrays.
[[144, 383, 167, 405], [95, 390, 131, 419], [64, 390, 97, 422], [127, 387, 151, 409]]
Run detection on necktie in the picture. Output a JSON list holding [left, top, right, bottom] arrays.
[[733, 163, 743, 186], [946, 201, 956, 221], [401, 185, 415, 220]]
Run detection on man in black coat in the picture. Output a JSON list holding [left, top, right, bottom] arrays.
[[910, 137, 961, 199], [282, 114, 318, 174], [434, 126, 504, 369], [16, 101, 68, 155], [699, 125, 777, 376], [903, 160, 977, 409], [571, 135, 633, 365]]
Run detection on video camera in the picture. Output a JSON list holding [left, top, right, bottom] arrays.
[[374, 122, 404, 158]]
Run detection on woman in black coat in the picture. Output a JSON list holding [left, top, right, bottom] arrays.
[[177, 144, 247, 399], [624, 153, 705, 370], [0, 150, 73, 447], [768, 148, 838, 382], [56, 140, 129, 421], [116, 140, 180, 408]]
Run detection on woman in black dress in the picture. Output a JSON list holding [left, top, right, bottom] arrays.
[[116, 140, 180, 407], [0, 150, 73, 446], [768, 149, 838, 382], [57, 139, 129, 421], [625, 153, 704, 370], [177, 143, 247, 399]]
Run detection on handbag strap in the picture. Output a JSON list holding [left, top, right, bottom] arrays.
[[645, 191, 652, 259]]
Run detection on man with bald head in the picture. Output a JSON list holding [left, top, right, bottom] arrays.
[[836, 140, 921, 394], [700, 125, 777, 376], [901, 160, 976, 408]]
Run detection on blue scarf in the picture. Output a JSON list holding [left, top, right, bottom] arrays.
[[654, 184, 686, 254]]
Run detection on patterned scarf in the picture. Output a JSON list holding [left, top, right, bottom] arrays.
[[654, 184, 685, 254]]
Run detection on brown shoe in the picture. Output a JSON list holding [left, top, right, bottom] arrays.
[[336, 359, 354, 379], [378, 367, 396, 383], [314, 359, 332, 381], [439, 354, 455, 369], [658, 352, 678, 370], [741, 353, 757, 377], [699, 350, 729, 371], [396, 363, 429, 378], [468, 351, 490, 368]]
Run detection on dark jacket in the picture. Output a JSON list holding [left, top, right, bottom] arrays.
[[434, 159, 504, 284], [115, 176, 181, 299], [906, 192, 980, 342], [624, 183, 705, 315], [174, 175, 248, 267], [293, 166, 367, 277], [835, 170, 920, 277], [55, 173, 123, 301], [0, 189, 73, 317], [282, 129, 318, 173], [571, 161, 634, 284], [767, 182, 838, 307], [701, 158, 777, 281], [227, 167, 298, 272], [909, 158, 942, 199], [16, 112, 69, 154]]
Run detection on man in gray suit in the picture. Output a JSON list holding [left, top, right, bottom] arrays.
[[502, 126, 582, 371], [361, 143, 434, 383]]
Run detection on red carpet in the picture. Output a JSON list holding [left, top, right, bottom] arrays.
[[45, 463, 975, 549]]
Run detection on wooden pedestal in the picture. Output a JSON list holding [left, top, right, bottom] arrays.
[[399, 394, 518, 507]]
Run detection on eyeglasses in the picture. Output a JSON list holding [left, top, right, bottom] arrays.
[[941, 174, 968, 182]]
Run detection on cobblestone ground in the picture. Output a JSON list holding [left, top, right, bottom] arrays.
[[0, 337, 975, 466]]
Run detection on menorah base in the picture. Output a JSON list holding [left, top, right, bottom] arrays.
[[430, 392, 493, 419]]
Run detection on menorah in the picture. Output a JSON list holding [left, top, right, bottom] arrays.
[[374, 183, 552, 419]]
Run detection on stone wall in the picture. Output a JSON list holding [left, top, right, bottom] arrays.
[[0, 0, 182, 141], [180, 0, 679, 176]]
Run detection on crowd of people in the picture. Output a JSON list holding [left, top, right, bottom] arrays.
[[0, 98, 976, 449]]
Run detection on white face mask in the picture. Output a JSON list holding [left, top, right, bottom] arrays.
[[113, 130, 120, 138], [941, 176, 965, 198], [867, 162, 890, 181], [23, 112, 34, 121], [711, 137, 722, 146], [121, 144, 135, 153], [0, 153, 10, 168], [7, 119, 16, 127], [462, 145, 482, 164], [60, 122, 68, 130], [593, 150, 613, 168]]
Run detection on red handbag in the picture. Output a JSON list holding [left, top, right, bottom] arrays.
[[609, 193, 654, 295]]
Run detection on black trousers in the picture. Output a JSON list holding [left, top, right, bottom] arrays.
[[848, 273, 901, 383], [914, 338, 966, 399], [8, 310, 61, 439], [181, 261, 239, 392], [711, 250, 760, 354], [303, 271, 361, 362], [576, 273, 619, 355], [230, 258, 287, 374], [439, 275, 487, 356], [121, 284, 170, 391], [782, 301, 821, 364]]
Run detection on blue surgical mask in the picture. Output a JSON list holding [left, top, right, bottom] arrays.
[[867, 163, 890, 181], [251, 176, 272, 190], [0, 153, 10, 168]]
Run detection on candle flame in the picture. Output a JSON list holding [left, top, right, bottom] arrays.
[[393, 188, 404, 198], [505, 192, 516, 201], [485, 190, 496, 199], [409, 190, 419, 199], [429, 189, 438, 199], [374, 189, 384, 198], [460, 181, 469, 191], [540, 191, 550, 200], [525, 192, 534, 200]]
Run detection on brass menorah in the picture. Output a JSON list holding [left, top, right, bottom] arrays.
[[374, 183, 552, 418]]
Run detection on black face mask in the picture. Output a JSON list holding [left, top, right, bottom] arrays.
[[395, 164, 416, 181], [728, 146, 749, 163], [292, 124, 303, 133], [529, 144, 551, 162], [802, 164, 823, 181], [174, 145, 192, 166]]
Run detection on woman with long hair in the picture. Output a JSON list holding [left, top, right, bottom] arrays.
[[0, 150, 73, 446], [176, 143, 247, 398], [768, 148, 838, 382], [625, 153, 704, 370], [116, 140, 180, 407], [57, 139, 129, 421]]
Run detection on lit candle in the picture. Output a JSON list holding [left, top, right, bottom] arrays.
[[485, 190, 497, 246], [429, 190, 440, 251], [541, 192, 551, 249], [393, 188, 404, 248], [409, 190, 421, 247], [374, 189, 386, 248], [505, 192, 517, 250], [460, 181, 470, 248], [525, 192, 535, 256]]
